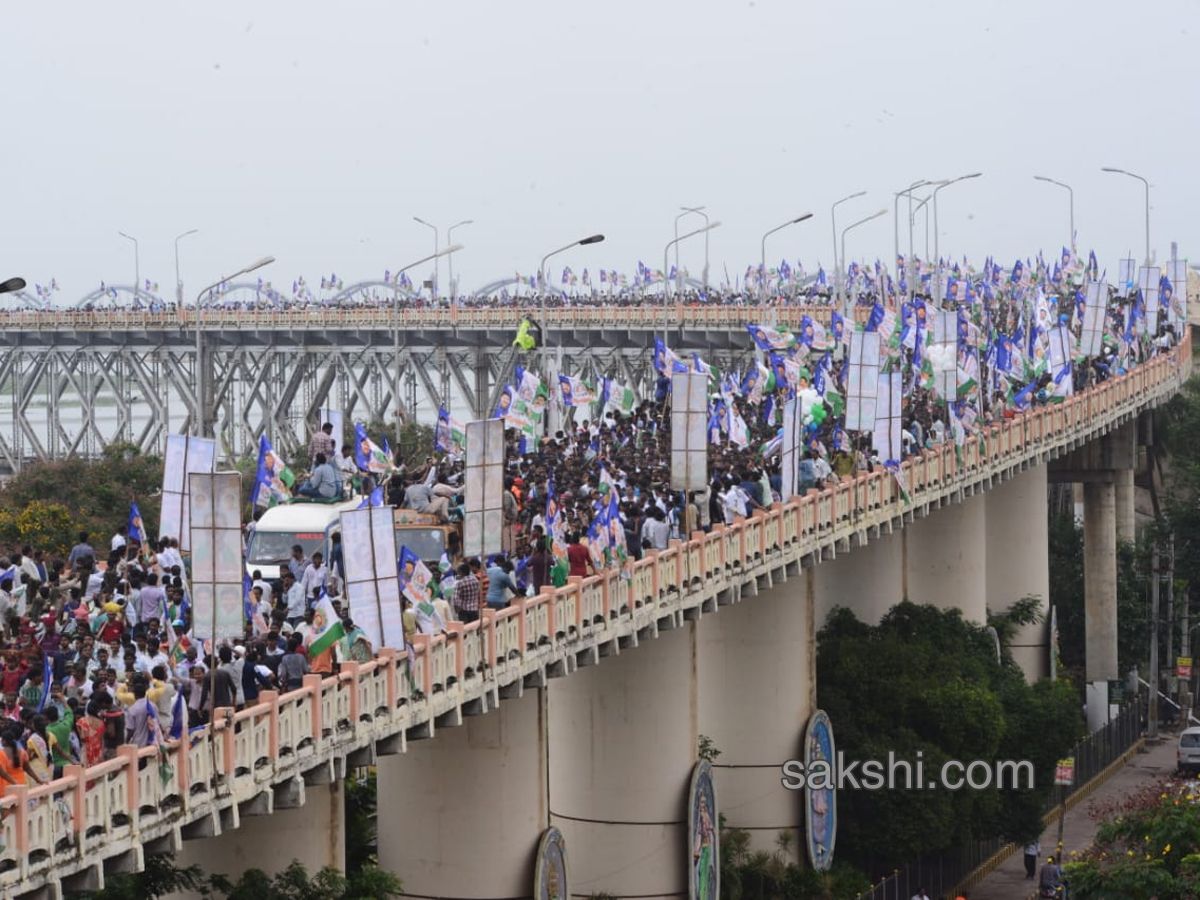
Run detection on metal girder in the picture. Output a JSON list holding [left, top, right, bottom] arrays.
[[0, 323, 762, 469]]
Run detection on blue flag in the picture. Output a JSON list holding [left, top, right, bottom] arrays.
[[37, 654, 54, 713], [168, 682, 186, 740], [128, 501, 145, 545]]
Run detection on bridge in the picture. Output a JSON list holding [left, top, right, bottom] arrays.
[[0, 305, 857, 468], [0, 330, 1188, 900]]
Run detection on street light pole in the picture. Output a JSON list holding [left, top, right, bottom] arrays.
[[118, 231, 139, 305], [1033, 176, 1075, 253], [909, 194, 932, 268], [194, 256, 275, 439], [392, 245, 462, 443], [840, 209, 888, 318], [446, 220, 473, 302], [175, 229, 199, 321], [413, 217, 440, 298], [831, 192, 866, 309], [1101, 167, 1151, 264], [894, 180, 930, 300], [664, 222, 721, 344], [760, 213, 813, 305], [0, 277, 26, 295], [931, 173, 983, 306], [675, 206, 707, 292]]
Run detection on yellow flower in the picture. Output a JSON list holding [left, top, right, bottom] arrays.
[[1164, 844, 1171, 854]]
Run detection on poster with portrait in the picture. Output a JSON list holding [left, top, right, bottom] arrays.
[[688, 760, 718, 900], [804, 709, 837, 872], [533, 827, 569, 900]]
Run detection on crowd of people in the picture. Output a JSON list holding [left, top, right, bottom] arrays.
[[0, 249, 1186, 791]]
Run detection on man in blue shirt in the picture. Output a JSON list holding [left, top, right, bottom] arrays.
[[297, 454, 340, 499]]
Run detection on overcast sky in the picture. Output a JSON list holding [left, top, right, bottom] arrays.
[[3, 0, 1197, 302]]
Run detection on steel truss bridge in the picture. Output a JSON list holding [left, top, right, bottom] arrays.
[[0, 305, 846, 468]]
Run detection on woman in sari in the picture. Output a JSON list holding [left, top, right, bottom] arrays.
[[25, 714, 54, 785], [75, 699, 106, 768], [0, 728, 24, 796]]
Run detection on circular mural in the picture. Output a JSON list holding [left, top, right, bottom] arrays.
[[688, 760, 719, 900], [534, 826, 568, 900], [804, 709, 837, 871]]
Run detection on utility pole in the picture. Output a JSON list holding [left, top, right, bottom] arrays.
[[1166, 534, 1175, 711], [1149, 544, 1160, 740]]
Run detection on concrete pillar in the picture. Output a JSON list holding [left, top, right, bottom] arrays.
[[549, 624, 696, 899], [167, 780, 344, 899], [1084, 478, 1118, 731], [377, 688, 547, 897], [697, 570, 814, 858], [812, 531, 906, 626], [985, 466, 1051, 680], [1114, 468, 1136, 544], [905, 493, 988, 624]]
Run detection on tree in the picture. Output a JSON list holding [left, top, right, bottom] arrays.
[[816, 601, 1082, 876], [66, 853, 230, 899], [1065, 779, 1200, 898]]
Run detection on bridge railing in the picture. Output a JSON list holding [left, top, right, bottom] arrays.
[[0, 332, 1188, 893], [0, 305, 872, 332]]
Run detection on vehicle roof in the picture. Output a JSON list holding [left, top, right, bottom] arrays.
[[254, 499, 362, 532], [1182, 726, 1200, 735]]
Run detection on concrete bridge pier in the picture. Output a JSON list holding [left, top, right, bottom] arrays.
[[377, 688, 547, 898], [697, 568, 816, 858], [548, 623, 697, 899], [905, 492, 988, 624], [166, 778, 345, 898], [985, 465, 1051, 680]]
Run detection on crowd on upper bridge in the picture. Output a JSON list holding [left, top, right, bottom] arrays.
[[0, 247, 1186, 793]]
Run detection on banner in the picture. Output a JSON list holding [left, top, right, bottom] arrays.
[[340, 505, 403, 650], [463, 419, 505, 558], [160, 435, 216, 552], [670, 372, 708, 492], [188, 471, 245, 642]]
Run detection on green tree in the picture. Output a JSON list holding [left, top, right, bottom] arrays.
[[1066, 779, 1200, 899], [66, 852, 230, 899], [0, 442, 163, 557], [816, 601, 1082, 875]]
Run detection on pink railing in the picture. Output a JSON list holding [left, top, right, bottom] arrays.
[[0, 305, 874, 333], [0, 332, 1189, 893]]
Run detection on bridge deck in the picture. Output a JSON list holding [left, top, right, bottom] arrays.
[[0, 333, 1190, 899]]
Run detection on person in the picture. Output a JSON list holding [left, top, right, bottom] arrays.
[[452, 562, 481, 624], [309, 422, 336, 470], [124, 674, 159, 747], [1039, 856, 1064, 895], [567, 532, 594, 578], [297, 453, 340, 499], [1024, 840, 1041, 879], [484, 557, 518, 610], [910, 888, 930, 900]]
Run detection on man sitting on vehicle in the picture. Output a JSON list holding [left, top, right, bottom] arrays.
[[297, 454, 341, 500], [1039, 856, 1065, 895]]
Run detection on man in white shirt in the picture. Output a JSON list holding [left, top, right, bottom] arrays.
[[282, 573, 306, 627], [251, 572, 274, 609], [300, 552, 329, 603], [111, 526, 128, 553]]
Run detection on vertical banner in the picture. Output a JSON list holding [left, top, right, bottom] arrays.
[[1138, 266, 1161, 321], [803, 710, 837, 872], [930, 310, 957, 401], [687, 761, 719, 900], [670, 371, 708, 493], [161, 434, 217, 551], [1168, 259, 1189, 328], [871, 372, 902, 462], [463, 419, 505, 559], [780, 397, 804, 502], [844, 331, 880, 432], [340, 506, 403, 650], [320, 407, 344, 459], [1079, 281, 1110, 358], [189, 471, 245, 643], [1117, 258, 1137, 297]]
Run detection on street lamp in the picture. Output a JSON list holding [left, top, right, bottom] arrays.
[[831, 192, 866, 307], [932, 172, 982, 305], [1101, 167, 1151, 264], [392, 245, 462, 442], [446, 220, 473, 302], [760, 213, 813, 304], [540, 233, 605, 306], [894, 180, 933, 299], [910, 194, 932, 264], [840, 209, 887, 318], [194, 256, 275, 439], [1033, 176, 1075, 254], [175, 229, 199, 320], [675, 206, 707, 292], [0, 277, 25, 295], [664, 222, 721, 342], [413, 217, 440, 297], [118, 231, 139, 305], [538, 233, 605, 427]]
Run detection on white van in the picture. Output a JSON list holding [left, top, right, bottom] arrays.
[[245, 498, 363, 581], [1179, 726, 1200, 776]]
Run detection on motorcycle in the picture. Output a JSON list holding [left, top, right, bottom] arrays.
[[1039, 884, 1067, 899]]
